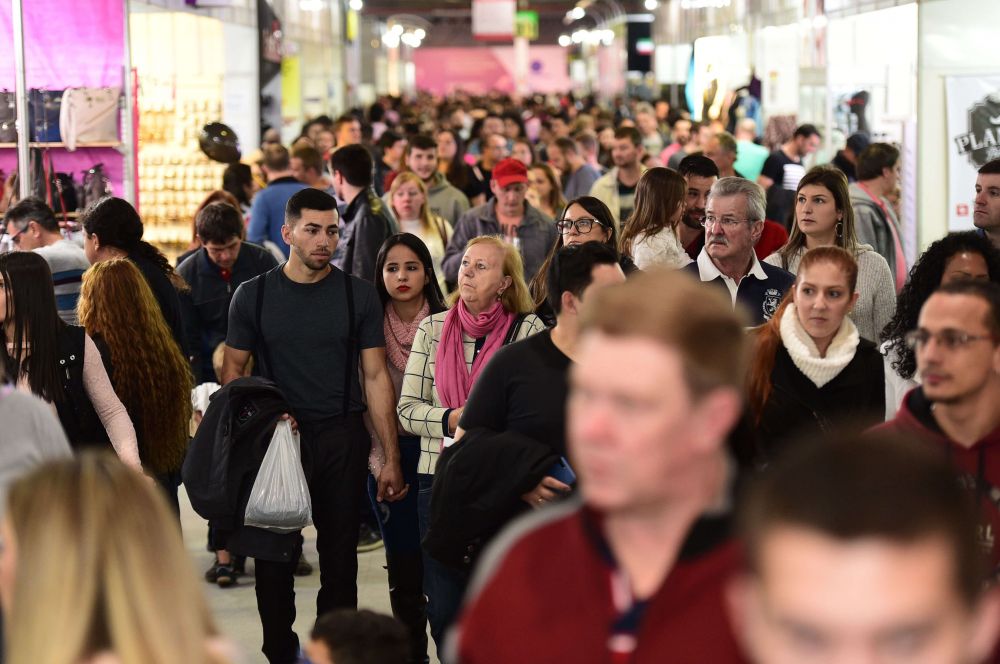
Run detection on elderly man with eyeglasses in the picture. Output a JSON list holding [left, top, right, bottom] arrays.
[[875, 280, 1000, 585], [683, 177, 794, 325]]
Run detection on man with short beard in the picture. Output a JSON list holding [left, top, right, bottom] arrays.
[[677, 155, 719, 260], [875, 280, 1000, 581]]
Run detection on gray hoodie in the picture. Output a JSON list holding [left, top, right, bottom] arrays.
[[850, 182, 902, 279]]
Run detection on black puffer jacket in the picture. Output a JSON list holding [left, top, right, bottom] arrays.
[[183, 377, 301, 563], [424, 427, 558, 570], [755, 339, 885, 463]]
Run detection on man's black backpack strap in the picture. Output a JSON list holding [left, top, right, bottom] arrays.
[[342, 271, 357, 415], [254, 271, 274, 379], [503, 313, 529, 346]]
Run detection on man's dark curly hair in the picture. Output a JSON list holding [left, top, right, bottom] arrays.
[[881, 231, 1000, 379]]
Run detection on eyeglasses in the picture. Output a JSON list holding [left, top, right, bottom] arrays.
[[6, 225, 24, 246], [700, 215, 752, 229], [557, 217, 606, 234], [904, 329, 996, 351]]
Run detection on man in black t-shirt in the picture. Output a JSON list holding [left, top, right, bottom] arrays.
[[222, 188, 406, 664], [757, 123, 821, 228], [457, 242, 625, 507]]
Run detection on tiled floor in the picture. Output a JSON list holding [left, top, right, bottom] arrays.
[[180, 488, 438, 663]]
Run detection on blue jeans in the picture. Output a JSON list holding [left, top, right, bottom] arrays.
[[416, 473, 470, 651], [366, 436, 428, 663]]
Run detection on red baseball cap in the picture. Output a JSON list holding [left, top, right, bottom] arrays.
[[492, 158, 529, 188]]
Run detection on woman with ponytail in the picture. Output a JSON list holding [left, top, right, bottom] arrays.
[[747, 246, 884, 462], [82, 197, 188, 355]]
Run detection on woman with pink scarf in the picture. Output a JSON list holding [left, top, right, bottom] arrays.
[[397, 235, 544, 649]]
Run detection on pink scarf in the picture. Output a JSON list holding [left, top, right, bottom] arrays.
[[384, 300, 430, 373], [435, 299, 515, 408]]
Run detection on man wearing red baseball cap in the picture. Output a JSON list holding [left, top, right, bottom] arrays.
[[442, 157, 558, 285]]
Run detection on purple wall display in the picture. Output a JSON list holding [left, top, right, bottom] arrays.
[[0, 0, 126, 199]]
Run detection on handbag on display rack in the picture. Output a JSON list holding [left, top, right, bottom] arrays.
[[30, 148, 78, 218], [0, 91, 16, 143], [59, 87, 120, 151], [79, 163, 112, 210], [28, 89, 64, 143]]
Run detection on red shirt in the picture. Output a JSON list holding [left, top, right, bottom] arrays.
[[455, 503, 748, 664], [756, 220, 789, 261]]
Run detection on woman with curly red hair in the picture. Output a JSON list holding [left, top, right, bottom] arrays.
[[78, 258, 193, 511]]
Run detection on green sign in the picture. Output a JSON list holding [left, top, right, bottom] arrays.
[[515, 10, 538, 40]]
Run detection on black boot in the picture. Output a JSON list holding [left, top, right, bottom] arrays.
[[385, 550, 429, 664]]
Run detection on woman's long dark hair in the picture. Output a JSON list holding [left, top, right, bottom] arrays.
[[529, 196, 621, 308], [880, 231, 1000, 380], [375, 233, 447, 315], [437, 129, 469, 191], [0, 252, 64, 401], [619, 167, 686, 259], [81, 197, 189, 292]]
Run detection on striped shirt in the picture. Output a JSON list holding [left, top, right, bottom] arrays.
[[397, 310, 545, 475], [34, 239, 90, 325]]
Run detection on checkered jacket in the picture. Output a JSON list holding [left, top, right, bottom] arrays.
[[397, 310, 545, 475]]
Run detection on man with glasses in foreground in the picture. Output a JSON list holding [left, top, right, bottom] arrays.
[[684, 177, 794, 325], [877, 280, 1000, 581]]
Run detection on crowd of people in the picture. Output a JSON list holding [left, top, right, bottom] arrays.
[[3, 90, 1000, 664]]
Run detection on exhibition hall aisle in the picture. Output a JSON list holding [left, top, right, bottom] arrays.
[[179, 488, 439, 664]]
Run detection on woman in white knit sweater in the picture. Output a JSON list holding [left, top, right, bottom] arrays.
[[764, 165, 895, 342], [619, 167, 692, 270]]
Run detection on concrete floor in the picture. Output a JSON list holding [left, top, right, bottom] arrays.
[[179, 488, 438, 664]]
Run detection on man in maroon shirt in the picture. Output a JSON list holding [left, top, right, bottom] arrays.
[[452, 270, 750, 663], [729, 434, 1000, 664], [875, 281, 1000, 579]]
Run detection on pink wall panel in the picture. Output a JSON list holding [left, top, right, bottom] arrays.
[[414, 47, 571, 96]]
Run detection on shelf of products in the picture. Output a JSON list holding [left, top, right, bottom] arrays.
[[137, 74, 226, 261], [0, 141, 123, 149]]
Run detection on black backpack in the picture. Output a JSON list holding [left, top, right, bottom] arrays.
[[182, 377, 290, 526]]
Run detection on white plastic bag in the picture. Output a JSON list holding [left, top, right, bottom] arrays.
[[244, 420, 312, 532]]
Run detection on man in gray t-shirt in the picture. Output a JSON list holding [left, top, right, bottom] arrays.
[[5, 197, 89, 324], [222, 188, 406, 663]]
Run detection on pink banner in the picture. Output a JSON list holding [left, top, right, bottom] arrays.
[[414, 47, 571, 96], [0, 0, 125, 199]]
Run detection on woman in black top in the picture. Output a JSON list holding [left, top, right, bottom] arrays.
[[81, 196, 188, 355], [747, 246, 884, 463], [0, 252, 140, 469]]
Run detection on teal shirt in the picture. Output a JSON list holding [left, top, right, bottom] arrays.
[[735, 140, 770, 182]]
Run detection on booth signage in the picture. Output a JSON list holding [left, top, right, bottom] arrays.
[[516, 11, 539, 41], [473, 0, 516, 41], [946, 75, 1000, 230]]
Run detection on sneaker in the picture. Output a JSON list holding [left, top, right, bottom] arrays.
[[232, 555, 247, 577], [295, 552, 313, 577], [204, 558, 222, 583], [215, 564, 236, 588], [357, 522, 384, 553]]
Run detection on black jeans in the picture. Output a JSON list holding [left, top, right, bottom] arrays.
[[367, 436, 428, 663], [254, 413, 369, 664]]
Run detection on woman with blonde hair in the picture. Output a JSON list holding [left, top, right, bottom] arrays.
[[619, 167, 691, 270], [78, 259, 193, 511], [397, 234, 544, 649], [0, 453, 234, 664], [388, 171, 453, 292], [764, 165, 896, 342]]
